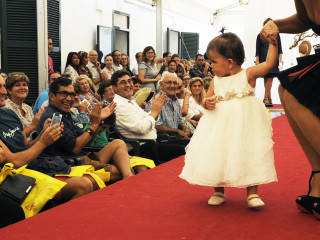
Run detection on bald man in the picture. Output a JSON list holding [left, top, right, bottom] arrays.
[[87, 50, 104, 86]]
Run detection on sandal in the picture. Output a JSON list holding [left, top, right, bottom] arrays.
[[267, 98, 273, 107], [208, 192, 225, 206], [263, 98, 268, 107], [247, 194, 265, 208], [296, 170, 320, 213]]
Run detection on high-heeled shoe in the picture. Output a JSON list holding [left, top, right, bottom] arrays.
[[312, 202, 320, 220], [296, 170, 320, 213]]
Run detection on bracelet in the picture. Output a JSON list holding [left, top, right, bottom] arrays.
[[86, 127, 95, 137], [27, 125, 34, 132]]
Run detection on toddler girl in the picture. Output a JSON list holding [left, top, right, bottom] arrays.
[[180, 33, 278, 208]]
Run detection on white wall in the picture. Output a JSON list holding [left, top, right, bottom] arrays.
[[60, 0, 314, 104], [60, 0, 215, 70]]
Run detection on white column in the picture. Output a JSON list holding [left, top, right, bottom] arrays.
[[37, 0, 48, 94], [156, 0, 163, 56]]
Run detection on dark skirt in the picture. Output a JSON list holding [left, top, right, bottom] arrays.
[[278, 53, 320, 118]]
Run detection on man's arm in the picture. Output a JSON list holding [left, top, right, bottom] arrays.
[[155, 125, 189, 139], [3, 124, 63, 168], [72, 104, 102, 154]]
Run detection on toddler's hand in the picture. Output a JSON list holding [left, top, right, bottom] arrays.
[[205, 96, 216, 110]]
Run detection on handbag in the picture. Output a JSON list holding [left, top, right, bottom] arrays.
[[0, 173, 36, 203], [0, 163, 66, 218]]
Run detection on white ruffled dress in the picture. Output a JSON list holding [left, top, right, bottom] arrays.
[[179, 69, 278, 187]]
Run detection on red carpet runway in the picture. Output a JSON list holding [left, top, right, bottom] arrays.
[[1, 115, 320, 239]]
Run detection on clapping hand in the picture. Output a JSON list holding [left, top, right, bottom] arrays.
[[100, 101, 117, 120]]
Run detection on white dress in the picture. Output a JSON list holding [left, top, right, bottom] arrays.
[[179, 69, 277, 188]]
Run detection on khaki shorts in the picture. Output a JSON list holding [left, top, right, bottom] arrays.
[[79, 154, 113, 173]]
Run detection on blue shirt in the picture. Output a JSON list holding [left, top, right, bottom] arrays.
[[33, 88, 49, 114], [37, 104, 84, 156], [0, 108, 28, 153], [145, 91, 183, 129]]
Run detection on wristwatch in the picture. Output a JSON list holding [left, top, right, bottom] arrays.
[[86, 127, 95, 137]]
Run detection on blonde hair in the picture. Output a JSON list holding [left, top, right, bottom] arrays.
[[73, 75, 93, 93], [188, 77, 205, 104]]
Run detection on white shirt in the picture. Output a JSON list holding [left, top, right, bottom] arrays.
[[87, 61, 101, 79], [64, 65, 79, 83], [113, 94, 157, 139], [131, 64, 139, 76]]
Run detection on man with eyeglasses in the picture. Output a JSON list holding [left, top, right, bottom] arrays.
[[87, 50, 105, 86], [145, 72, 191, 141], [33, 71, 61, 115], [37, 77, 134, 181], [189, 54, 206, 78], [112, 70, 186, 162], [0, 76, 94, 204]]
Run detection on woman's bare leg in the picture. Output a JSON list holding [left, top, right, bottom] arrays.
[[279, 85, 320, 196]]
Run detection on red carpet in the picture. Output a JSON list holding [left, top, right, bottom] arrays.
[[267, 103, 282, 109], [1, 115, 320, 239]]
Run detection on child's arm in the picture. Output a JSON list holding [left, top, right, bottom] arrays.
[[247, 42, 278, 87], [201, 79, 216, 110]]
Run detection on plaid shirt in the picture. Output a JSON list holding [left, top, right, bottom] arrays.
[[145, 91, 183, 129]]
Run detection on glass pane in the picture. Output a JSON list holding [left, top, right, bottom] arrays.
[[114, 14, 128, 29]]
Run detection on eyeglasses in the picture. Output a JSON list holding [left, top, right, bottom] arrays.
[[118, 79, 133, 85], [146, 52, 155, 55], [197, 59, 204, 61], [56, 91, 77, 99], [163, 81, 178, 86], [183, 78, 190, 81]]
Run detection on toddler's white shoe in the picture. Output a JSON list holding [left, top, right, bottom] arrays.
[[247, 194, 265, 208], [208, 192, 225, 206]]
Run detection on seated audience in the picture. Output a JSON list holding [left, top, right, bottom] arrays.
[[167, 59, 177, 73], [0, 76, 97, 203], [64, 52, 80, 83], [145, 72, 191, 141], [180, 59, 189, 74], [84, 114, 153, 174], [33, 71, 60, 115], [181, 74, 191, 89], [132, 76, 142, 95], [4, 73, 44, 139], [111, 50, 123, 72], [37, 77, 133, 180], [98, 80, 115, 105], [121, 53, 133, 76], [74, 75, 100, 110], [131, 52, 142, 76], [158, 51, 172, 75], [87, 50, 104, 86], [111, 70, 186, 162], [101, 54, 114, 80], [138, 46, 161, 92], [171, 54, 186, 78], [187, 77, 205, 121], [78, 51, 93, 79], [189, 54, 206, 78]]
